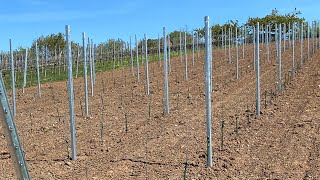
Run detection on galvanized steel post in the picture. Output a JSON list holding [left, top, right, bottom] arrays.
[[22, 48, 28, 94], [9, 40, 16, 116], [184, 31, 188, 80], [278, 24, 282, 95], [76, 45, 80, 78], [224, 26, 227, 57], [284, 23, 286, 52], [130, 36, 133, 76], [242, 26, 245, 59], [192, 31, 195, 66], [82, 33, 89, 116], [197, 31, 199, 59], [145, 34, 150, 96], [289, 22, 291, 48], [308, 22, 310, 59], [163, 27, 169, 114], [228, 27, 231, 64], [255, 22, 261, 117], [168, 34, 171, 73], [236, 27, 239, 80], [316, 21, 319, 49], [276, 25, 278, 59], [93, 42, 96, 85], [135, 35, 140, 82], [66, 25, 76, 160], [267, 25, 270, 62], [88, 38, 94, 96], [204, 16, 213, 167], [35, 42, 41, 97], [222, 28, 224, 50], [0, 75, 30, 179], [209, 28, 212, 92], [180, 31, 182, 64], [253, 26, 256, 70], [312, 21, 315, 54], [300, 23, 303, 68], [158, 34, 161, 66], [292, 23, 295, 79]]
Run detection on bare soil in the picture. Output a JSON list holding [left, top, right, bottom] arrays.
[[1, 41, 320, 179]]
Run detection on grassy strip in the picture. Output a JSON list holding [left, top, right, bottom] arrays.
[[3, 49, 185, 90]]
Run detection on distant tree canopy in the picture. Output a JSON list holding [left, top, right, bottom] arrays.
[[31, 33, 65, 51], [0, 8, 309, 57], [194, 8, 305, 38], [168, 31, 193, 46], [246, 8, 304, 27], [98, 39, 126, 52]]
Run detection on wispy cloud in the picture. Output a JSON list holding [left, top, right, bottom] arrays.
[[0, 9, 130, 23]]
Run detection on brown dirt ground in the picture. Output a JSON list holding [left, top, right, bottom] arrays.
[[1, 41, 320, 179]]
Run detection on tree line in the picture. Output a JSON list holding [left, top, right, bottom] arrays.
[[0, 8, 310, 59]]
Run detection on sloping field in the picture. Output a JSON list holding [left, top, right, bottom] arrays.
[[1, 42, 319, 179]]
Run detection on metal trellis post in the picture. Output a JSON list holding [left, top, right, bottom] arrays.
[[0, 74, 30, 179]]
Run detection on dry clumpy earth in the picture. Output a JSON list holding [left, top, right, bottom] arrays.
[[1, 43, 320, 179]]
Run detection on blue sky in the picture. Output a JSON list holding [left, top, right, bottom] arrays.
[[0, 0, 319, 51]]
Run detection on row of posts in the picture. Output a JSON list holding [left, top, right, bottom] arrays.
[[2, 19, 319, 179]]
